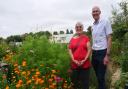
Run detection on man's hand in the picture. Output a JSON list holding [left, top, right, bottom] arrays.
[[103, 55, 109, 65]]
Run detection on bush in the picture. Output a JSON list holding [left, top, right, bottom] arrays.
[[0, 42, 9, 61], [12, 36, 70, 78], [114, 72, 128, 89], [121, 54, 128, 73]]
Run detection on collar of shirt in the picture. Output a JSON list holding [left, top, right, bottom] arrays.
[[93, 18, 102, 25]]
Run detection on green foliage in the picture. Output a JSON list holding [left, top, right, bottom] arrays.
[[0, 42, 8, 61], [6, 35, 23, 43], [114, 72, 128, 89], [120, 53, 128, 73], [59, 31, 65, 34], [112, 0, 128, 42], [86, 26, 92, 38], [12, 36, 70, 77], [34, 31, 52, 39]]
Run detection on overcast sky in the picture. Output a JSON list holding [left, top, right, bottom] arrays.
[[0, 0, 121, 38]]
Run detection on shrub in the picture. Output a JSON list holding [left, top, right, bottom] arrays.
[[12, 36, 70, 78], [0, 42, 9, 61]]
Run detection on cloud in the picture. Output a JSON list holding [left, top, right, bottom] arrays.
[[0, 0, 121, 38]]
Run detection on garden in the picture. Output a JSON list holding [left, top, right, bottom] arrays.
[[0, 0, 128, 89]]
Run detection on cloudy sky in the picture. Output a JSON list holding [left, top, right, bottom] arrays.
[[0, 0, 121, 38]]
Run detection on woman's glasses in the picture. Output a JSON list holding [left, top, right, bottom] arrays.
[[75, 26, 82, 29]]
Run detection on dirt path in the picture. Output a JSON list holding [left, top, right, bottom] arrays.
[[110, 67, 121, 89]]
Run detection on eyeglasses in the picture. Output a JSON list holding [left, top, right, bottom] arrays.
[[92, 10, 100, 13], [75, 26, 82, 29]]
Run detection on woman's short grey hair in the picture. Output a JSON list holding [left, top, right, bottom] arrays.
[[75, 22, 84, 29]]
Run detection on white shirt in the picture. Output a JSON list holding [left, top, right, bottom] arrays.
[[92, 18, 113, 50]]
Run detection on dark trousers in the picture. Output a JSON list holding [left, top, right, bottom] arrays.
[[92, 49, 107, 89], [71, 68, 90, 89]]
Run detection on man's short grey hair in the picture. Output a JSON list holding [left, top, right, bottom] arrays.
[[92, 6, 101, 12]]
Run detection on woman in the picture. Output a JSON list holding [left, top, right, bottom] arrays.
[[68, 22, 91, 89]]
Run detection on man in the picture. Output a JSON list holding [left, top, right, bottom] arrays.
[[91, 6, 112, 89]]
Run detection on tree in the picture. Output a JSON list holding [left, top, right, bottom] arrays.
[[53, 31, 58, 35], [6, 35, 23, 43], [66, 29, 70, 34], [86, 26, 92, 38], [0, 37, 4, 43], [70, 30, 73, 34], [45, 31, 52, 38], [60, 31, 65, 34]]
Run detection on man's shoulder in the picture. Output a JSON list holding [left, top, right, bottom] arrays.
[[100, 18, 110, 23]]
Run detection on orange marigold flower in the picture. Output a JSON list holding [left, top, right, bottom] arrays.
[[26, 80, 32, 85], [48, 78, 53, 83], [21, 71, 26, 75], [44, 88, 48, 89], [22, 60, 27, 66], [39, 79, 44, 84], [35, 80, 39, 85], [5, 85, 9, 89], [16, 83, 22, 88], [49, 85, 55, 89], [27, 71, 31, 76], [18, 80, 23, 84], [14, 63, 18, 67], [36, 71, 40, 75], [14, 70, 20, 75]]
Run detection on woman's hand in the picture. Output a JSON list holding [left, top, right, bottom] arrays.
[[73, 60, 81, 66], [79, 59, 87, 66]]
